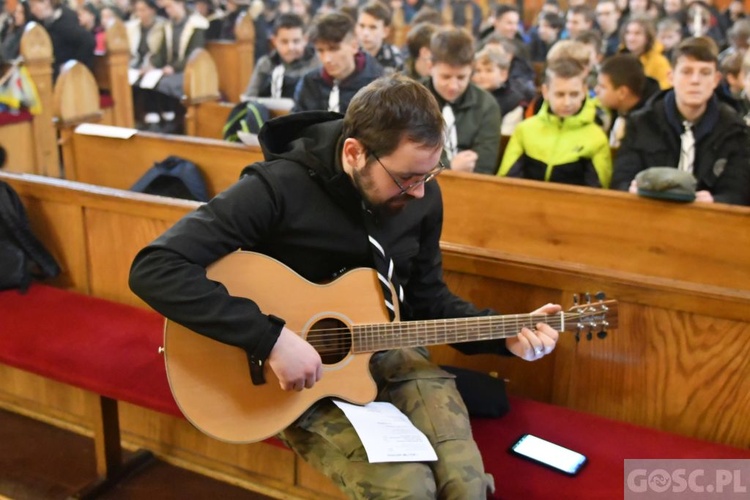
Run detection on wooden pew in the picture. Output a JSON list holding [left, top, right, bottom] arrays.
[[93, 18, 135, 128], [433, 173, 750, 448], [3, 171, 748, 500], [0, 22, 60, 176], [28, 64, 750, 450], [0, 172, 327, 499], [205, 12, 255, 103], [61, 124, 264, 198], [50, 65, 750, 449], [51, 60, 264, 197], [182, 48, 290, 140]]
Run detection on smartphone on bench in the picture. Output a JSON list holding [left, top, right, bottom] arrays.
[[509, 434, 587, 476]]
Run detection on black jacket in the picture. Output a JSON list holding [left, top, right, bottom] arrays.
[[292, 51, 383, 113], [41, 7, 96, 80], [129, 111, 504, 363], [613, 90, 750, 206]]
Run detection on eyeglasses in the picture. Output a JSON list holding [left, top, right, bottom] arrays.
[[371, 152, 447, 195]]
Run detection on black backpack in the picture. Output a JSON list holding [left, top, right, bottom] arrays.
[[0, 180, 61, 292], [222, 100, 271, 143], [130, 156, 209, 202]]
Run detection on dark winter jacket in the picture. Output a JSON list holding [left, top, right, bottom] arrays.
[[428, 80, 502, 175], [292, 51, 383, 113], [129, 111, 505, 364], [613, 90, 750, 205], [41, 7, 96, 80]]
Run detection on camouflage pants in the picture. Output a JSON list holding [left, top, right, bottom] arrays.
[[279, 347, 495, 499]]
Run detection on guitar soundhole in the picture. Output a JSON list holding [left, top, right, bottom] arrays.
[[306, 318, 352, 365]]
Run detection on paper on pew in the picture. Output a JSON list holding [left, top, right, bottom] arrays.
[[75, 123, 138, 139], [242, 96, 295, 112], [139, 68, 164, 89], [128, 68, 141, 86]]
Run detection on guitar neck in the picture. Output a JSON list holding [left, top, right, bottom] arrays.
[[351, 312, 567, 353]]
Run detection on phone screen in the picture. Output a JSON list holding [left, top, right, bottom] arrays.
[[510, 434, 587, 475]]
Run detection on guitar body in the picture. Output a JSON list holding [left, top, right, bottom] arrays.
[[164, 251, 391, 443]]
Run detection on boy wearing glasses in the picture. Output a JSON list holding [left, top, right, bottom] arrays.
[[130, 75, 561, 498]]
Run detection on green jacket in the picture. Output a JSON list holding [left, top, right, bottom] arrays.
[[428, 80, 502, 175], [498, 98, 612, 188]]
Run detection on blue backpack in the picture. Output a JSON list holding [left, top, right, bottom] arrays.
[[131, 156, 209, 202]]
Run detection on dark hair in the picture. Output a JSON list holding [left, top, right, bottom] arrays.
[[600, 54, 646, 96], [81, 2, 100, 26], [410, 6, 442, 26], [406, 21, 438, 59], [343, 75, 444, 157], [101, 5, 125, 21], [671, 36, 719, 67], [539, 12, 564, 31], [273, 12, 305, 34], [544, 57, 587, 83], [308, 11, 354, 44], [719, 49, 744, 76], [430, 26, 474, 66], [358, 0, 392, 27], [574, 29, 602, 52], [494, 4, 518, 18], [15, 0, 33, 28], [136, 0, 159, 12], [568, 5, 595, 25]]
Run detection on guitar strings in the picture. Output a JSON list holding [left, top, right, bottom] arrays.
[[298, 311, 605, 356]]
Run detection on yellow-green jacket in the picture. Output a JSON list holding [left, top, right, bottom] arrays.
[[497, 98, 612, 188]]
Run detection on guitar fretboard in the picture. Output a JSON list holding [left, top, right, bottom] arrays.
[[352, 313, 566, 353]]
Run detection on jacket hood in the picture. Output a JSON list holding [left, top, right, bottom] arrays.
[[252, 111, 364, 209], [257, 111, 344, 178]]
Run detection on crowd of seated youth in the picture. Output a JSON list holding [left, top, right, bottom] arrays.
[[0, 0, 748, 205]]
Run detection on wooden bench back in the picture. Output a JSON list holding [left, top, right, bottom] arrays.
[[1, 172, 196, 304], [205, 12, 255, 102], [92, 18, 134, 128], [60, 126, 264, 197], [182, 49, 290, 140], [7, 22, 59, 176], [3, 169, 750, 449]]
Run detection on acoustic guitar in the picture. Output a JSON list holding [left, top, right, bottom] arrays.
[[163, 251, 617, 443]]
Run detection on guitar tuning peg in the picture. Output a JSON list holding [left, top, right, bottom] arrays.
[[585, 292, 591, 304], [575, 324, 582, 342], [586, 327, 593, 341], [597, 321, 609, 339], [595, 291, 606, 301], [573, 294, 579, 306]]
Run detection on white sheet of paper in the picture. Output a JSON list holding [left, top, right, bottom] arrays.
[[128, 68, 141, 86], [74, 123, 138, 139], [253, 97, 295, 111], [333, 400, 438, 463], [236, 131, 260, 146], [139, 68, 163, 89]]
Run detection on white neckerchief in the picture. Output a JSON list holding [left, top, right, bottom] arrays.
[[270, 64, 285, 99], [678, 121, 695, 174], [609, 116, 626, 148], [442, 104, 457, 159], [328, 82, 340, 113]]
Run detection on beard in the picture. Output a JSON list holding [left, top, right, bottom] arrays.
[[351, 164, 414, 217]]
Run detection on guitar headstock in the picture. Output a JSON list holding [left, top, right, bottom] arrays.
[[566, 292, 618, 341]]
